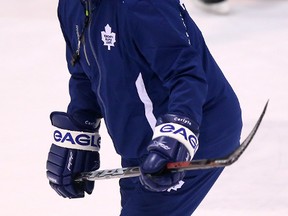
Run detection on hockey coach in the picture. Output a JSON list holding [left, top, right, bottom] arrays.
[[46, 0, 242, 215]]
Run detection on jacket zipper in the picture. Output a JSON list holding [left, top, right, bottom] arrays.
[[86, 0, 108, 122], [83, 37, 90, 66]]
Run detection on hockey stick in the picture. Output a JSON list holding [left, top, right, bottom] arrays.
[[76, 101, 269, 181]]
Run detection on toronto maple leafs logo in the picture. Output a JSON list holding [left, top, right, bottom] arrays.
[[101, 24, 116, 50]]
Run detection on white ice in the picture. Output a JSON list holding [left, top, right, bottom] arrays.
[[0, 0, 287, 215]]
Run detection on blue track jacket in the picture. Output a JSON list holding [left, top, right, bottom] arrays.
[[57, 0, 242, 161]]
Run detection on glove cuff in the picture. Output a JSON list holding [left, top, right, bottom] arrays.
[[51, 112, 101, 151], [52, 127, 100, 151], [152, 114, 199, 160], [152, 122, 198, 160]]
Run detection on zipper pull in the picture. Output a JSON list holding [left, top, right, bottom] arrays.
[[85, 1, 89, 17]]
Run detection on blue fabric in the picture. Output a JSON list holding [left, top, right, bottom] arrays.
[[57, 0, 242, 159], [120, 167, 224, 216], [56, 0, 243, 212], [120, 116, 241, 215]]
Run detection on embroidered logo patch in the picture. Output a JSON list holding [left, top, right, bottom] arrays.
[[101, 24, 116, 50], [167, 180, 185, 192]]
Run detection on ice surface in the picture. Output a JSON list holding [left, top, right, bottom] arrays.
[[0, 0, 287, 215]]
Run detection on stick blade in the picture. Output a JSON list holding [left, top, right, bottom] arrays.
[[167, 100, 269, 171]]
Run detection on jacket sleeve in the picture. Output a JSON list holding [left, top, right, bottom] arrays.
[[57, 0, 103, 125], [128, 0, 208, 126]]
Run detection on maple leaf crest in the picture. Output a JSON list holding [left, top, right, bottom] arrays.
[[101, 24, 116, 50]]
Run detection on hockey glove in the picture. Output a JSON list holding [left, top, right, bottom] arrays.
[[46, 112, 101, 198], [140, 114, 199, 192]]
